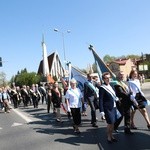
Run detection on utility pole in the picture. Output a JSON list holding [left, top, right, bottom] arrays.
[[54, 28, 71, 68]]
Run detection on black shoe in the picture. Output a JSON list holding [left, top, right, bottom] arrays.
[[111, 138, 118, 142], [124, 130, 134, 135], [130, 125, 137, 130], [73, 125, 76, 130], [114, 129, 119, 133], [92, 123, 98, 127], [107, 139, 113, 144], [56, 119, 61, 122], [75, 129, 81, 134]]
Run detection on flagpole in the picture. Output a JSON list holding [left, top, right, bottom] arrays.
[[88, 45, 116, 80], [67, 62, 71, 88]]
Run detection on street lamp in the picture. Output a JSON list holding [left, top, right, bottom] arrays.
[[54, 28, 70, 62]]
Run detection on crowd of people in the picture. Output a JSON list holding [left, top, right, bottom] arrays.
[[0, 69, 150, 144]]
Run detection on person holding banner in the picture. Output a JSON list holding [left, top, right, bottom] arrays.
[[128, 70, 150, 130], [99, 72, 119, 143], [84, 73, 101, 127], [113, 71, 133, 134]]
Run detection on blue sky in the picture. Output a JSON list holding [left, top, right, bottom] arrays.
[[0, 0, 150, 80]]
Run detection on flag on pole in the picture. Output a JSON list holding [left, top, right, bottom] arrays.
[[88, 45, 116, 81], [71, 65, 87, 92]]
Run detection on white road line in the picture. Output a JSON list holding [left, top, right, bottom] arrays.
[[97, 142, 104, 150], [0, 127, 2, 130], [11, 122, 23, 127], [12, 108, 32, 123]]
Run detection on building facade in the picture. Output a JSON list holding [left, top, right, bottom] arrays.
[[109, 58, 136, 80], [37, 52, 65, 81]]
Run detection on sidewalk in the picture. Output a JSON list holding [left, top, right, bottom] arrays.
[[141, 82, 150, 90]]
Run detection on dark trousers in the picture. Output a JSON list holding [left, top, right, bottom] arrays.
[[88, 96, 97, 124], [22, 97, 28, 107], [47, 95, 51, 113], [71, 108, 81, 126], [12, 97, 18, 108], [41, 95, 46, 104], [32, 97, 38, 108], [114, 100, 131, 130]]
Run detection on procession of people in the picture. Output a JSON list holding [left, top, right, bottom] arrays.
[[0, 69, 150, 144]]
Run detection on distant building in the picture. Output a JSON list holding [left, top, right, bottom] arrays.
[[37, 52, 65, 81], [109, 58, 136, 80], [136, 54, 150, 78]]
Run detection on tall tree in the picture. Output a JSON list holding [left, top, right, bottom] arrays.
[[103, 55, 116, 63]]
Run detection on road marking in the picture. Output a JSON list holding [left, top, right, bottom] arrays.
[[12, 108, 32, 123], [97, 142, 104, 150], [0, 127, 2, 130], [11, 122, 23, 127]]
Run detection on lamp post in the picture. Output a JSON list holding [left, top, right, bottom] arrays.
[[54, 28, 70, 62]]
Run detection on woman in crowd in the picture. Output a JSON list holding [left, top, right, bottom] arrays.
[[51, 82, 63, 122], [99, 72, 119, 143], [65, 78, 84, 134], [128, 69, 150, 130]]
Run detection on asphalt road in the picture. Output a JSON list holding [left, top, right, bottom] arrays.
[[0, 83, 150, 150]]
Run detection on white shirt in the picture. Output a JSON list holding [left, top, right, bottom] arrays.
[[128, 79, 144, 97], [65, 88, 83, 108]]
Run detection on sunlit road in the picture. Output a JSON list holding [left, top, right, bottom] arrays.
[[0, 85, 150, 150], [0, 108, 51, 150]]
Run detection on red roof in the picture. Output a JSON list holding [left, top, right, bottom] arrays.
[[113, 59, 128, 65]]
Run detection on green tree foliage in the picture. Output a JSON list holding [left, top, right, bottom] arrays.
[[103, 54, 140, 64], [13, 71, 42, 87], [126, 54, 140, 59], [103, 55, 116, 63], [20, 68, 28, 74]]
